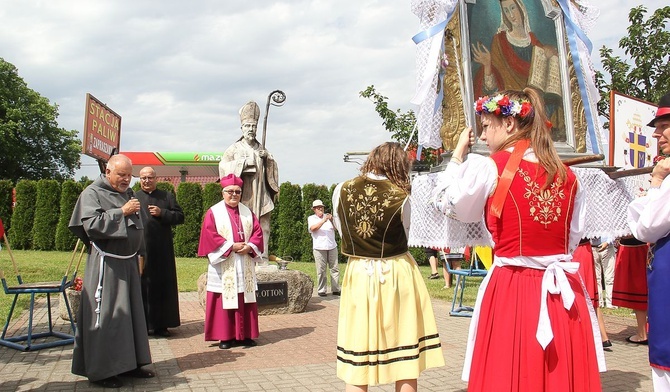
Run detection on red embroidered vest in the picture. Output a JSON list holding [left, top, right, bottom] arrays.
[[485, 151, 578, 257]]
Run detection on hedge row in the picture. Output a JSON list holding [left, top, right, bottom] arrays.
[[3, 178, 430, 265], [0, 180, 13, 231]]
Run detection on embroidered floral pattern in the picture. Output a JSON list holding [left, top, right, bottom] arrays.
[[343, 180, 404, 239], [518, 168, 565, 227], [221, 265, 237, 301]]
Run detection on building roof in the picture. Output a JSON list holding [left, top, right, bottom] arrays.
[[120, 151, 223, 178], [158, 175, 219, 188]]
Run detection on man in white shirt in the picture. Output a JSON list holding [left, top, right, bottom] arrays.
[[308, 199, 340, 297]]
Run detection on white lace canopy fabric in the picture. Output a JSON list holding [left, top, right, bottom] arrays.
[[410, 0, 458, 149], [408, 167, 649, 248]]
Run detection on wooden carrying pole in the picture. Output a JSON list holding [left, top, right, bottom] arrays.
[[561, 154, 605, 167], [2, 232, 19, 279], [607, 166, 654, 179]]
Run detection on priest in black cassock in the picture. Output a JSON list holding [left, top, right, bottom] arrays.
[[136, 166, 185, 337], [69, 154, 154, 389]]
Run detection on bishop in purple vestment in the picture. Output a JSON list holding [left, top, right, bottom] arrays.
[[198, 174, 264, 349]]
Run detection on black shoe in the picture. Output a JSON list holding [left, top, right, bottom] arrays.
[[318, 292, 327, 297], [91, 376, 123, 388], [120, 367, 155, 378], [602, 340, 612, 348], [242, 338, 257, 347], [428, 273, 440, 279], [153, 328, 171, 337], [219, 340, 234, 349], [332, 292, 341, 296], [626, 335, 648, 345]]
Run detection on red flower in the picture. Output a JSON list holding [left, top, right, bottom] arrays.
[[520, 102, 531, 117], [498, 95, 510, 107], [406, 145, 417, 161], [71, 277, 83, 292]]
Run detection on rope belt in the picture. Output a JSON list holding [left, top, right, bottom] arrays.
[[90, 242, 137, 328]]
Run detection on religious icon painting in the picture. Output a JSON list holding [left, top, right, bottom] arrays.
[[439, 0, 603, 155]]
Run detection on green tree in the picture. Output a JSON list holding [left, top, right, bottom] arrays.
[[360, 85, 417, 144], [174, 182, 203, 257], [360, 85, 442, 166], [596, 6, 670, 126], [32, 179, 61, 250], [202, 182, 222, 214], [276, 182, 303, 261], [55, 180, 82, 251], [0, 179, 13, 231], [156, 181, 175, 195], [269, 189, 280, 257], [0, 58, 81, 182], [9, 180, 37, 249], [78, 176, 92, 186]]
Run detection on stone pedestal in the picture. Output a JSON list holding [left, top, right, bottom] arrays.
[[196, 269, 314, 315], [58, 289, 80, 322], [256, 270, 313, 315]]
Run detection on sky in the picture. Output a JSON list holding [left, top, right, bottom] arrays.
[[1, 0, 667, 186]]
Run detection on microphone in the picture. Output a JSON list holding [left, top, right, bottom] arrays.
[[127, 189, 139, 216]]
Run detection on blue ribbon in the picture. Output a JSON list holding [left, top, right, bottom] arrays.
[[412, 19, 449, 44], [556, 0, 599, 154], [416, 144, 424, 161]]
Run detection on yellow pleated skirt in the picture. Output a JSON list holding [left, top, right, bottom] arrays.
[[336, 252, 445, 386]]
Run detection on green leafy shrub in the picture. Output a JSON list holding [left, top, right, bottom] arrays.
[[275, 182, 303, 261], [0, 180, 14, 231], [9, 180, 37, 249], [202, 182, 222, 214], [156, 181, 175, 195], [32, 179, 61, 250], [174, 182, 203, 257], [55, 180, 82, 251]]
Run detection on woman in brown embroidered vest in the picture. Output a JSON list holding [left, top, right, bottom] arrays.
[[432, 88, 604, 391], [332, 142, 444, 392]]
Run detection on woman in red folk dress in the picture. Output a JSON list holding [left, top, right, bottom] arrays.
[[432, 88, 605, 391]]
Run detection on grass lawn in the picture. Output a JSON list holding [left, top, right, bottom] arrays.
[[0, 250, 632, 327]]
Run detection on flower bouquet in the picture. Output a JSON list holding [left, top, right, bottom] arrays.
[[59, 277, 83, 322]]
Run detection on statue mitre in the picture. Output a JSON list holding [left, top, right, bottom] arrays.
[[239, 101, 260, 124]]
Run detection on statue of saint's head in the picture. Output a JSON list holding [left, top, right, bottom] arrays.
[[239, 101, 260, 143]]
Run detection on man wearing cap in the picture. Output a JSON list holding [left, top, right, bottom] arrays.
[[197, 173, 264, 349], [628, 92, 670, 390], [219, 101, 279, 260], [308, 199, 340, 297]]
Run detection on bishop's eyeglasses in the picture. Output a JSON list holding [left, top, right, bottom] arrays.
[[224, 189, 242, 195]]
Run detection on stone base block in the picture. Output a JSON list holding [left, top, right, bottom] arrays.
[[196, 270, 314, 315]]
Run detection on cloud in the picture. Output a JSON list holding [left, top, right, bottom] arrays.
[[1, 0, 667, 185]]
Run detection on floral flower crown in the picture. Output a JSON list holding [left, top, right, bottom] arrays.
[[474, 94, 532, 118]]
